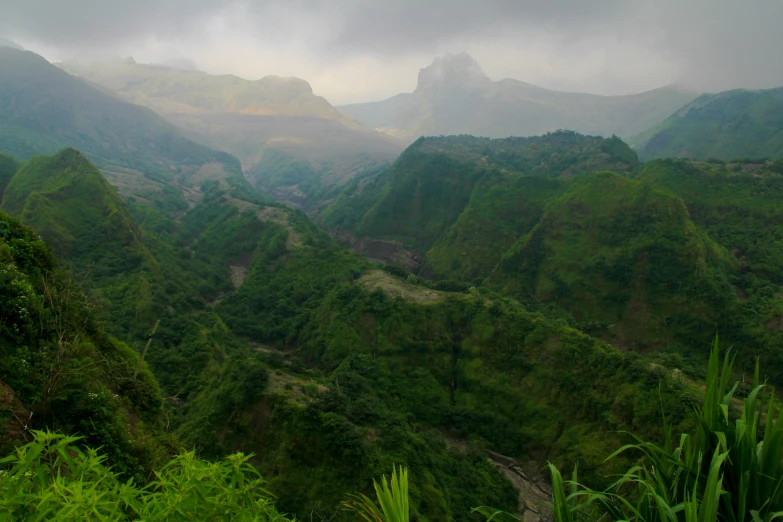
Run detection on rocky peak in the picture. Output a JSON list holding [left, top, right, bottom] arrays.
[[416, 52, 490, 93]]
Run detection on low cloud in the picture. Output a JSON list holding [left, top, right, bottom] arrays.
[[1, 0, 781, 104]]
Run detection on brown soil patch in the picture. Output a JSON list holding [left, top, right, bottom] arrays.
[[357, 270, 445, 304]]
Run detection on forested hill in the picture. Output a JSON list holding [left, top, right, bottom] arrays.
[[320, 131, 639, 254], [0, 145, 713, 520], [321, 134, 783, 383], [632, 87, 783, 160]]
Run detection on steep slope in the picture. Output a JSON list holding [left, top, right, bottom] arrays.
[[633, 88, 783, 160], [0, 47, 244, 215], [321, 131, 639, 271], [635, 158, 783, 369], [60, 57, 405, 209], [487, 171, 737, 350], [338, 53, 698, 141], [1, 149, 150, 279], [321, 134, 783, 372], [0, 210, 172, 480]]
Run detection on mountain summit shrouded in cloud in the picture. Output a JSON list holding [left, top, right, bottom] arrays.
[[339, 52, 698, 140], [1, 0, 781, 105]]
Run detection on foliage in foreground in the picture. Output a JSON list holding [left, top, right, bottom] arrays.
[[479, 339, 783, 522], [344, 465, 410, 522], [0, 430, 292, 521]]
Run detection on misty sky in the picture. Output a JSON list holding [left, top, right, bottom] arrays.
[[2, 0, 782, 105]]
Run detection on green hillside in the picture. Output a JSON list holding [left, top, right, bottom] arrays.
[[1, 149, 148, 274], [322, 135, 783, 381], [633, 87, 783, 160], [487, 171, 737, 350], [322, 131, 639, 248], [0, 152, 20, 198], [0, 210, 173, 480], [0, 143, 711, 520], [180, 201, 699, 519]]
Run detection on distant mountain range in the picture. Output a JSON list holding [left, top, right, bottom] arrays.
[[630, 87, 783, 160], [60, 57, 405, 208], [0, 47, 246, 216], [338, 52, 699, 142]]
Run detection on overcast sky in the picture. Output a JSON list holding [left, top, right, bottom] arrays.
[[2, 0, 782, 105]]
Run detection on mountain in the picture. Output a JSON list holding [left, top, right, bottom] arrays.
[[631, 87, 783, 160], [320, 131, 639, 267], [1, 149, 148, 276], [0, 141, 710, 518], [0, 37, 23, 50], [321, 134, 783, 376], [0, 47, 248, 217], [338, 52, 699, 141], [59, 57, 406, 209], [486, 170, 737, 350]]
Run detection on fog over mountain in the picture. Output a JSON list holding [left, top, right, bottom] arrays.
[[339, 52, 698, 140], [1, 0, 782, 105]]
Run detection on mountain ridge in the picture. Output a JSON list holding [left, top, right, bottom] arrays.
[[631, 87, 783, 160], [338, 52, 699, 141], [60, 56, 406, 209]]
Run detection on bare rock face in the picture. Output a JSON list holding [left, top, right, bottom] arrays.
[[333, 231, 422, 272], [415, 52, 491, 93]]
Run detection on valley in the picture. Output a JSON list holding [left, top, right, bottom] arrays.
[[0, 33, 782, 522]]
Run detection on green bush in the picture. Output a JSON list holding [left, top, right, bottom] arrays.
[[0, 431, 292, 521]]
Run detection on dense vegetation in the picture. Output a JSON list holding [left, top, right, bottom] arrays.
[[632, 87, 783, 161], [322, 134, 783, 385], [0, 431, 293, 520], [0, 145, 715, 520], [2, 67, 782, 518], [509, 342, 783, 522], [321, 132, 638, 254], [0, 210, 172, 480]]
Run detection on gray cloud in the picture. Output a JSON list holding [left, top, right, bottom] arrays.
[[1, 0, 781, 103]]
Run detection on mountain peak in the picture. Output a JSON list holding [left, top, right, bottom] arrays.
[[416, 52, 490, 92]]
